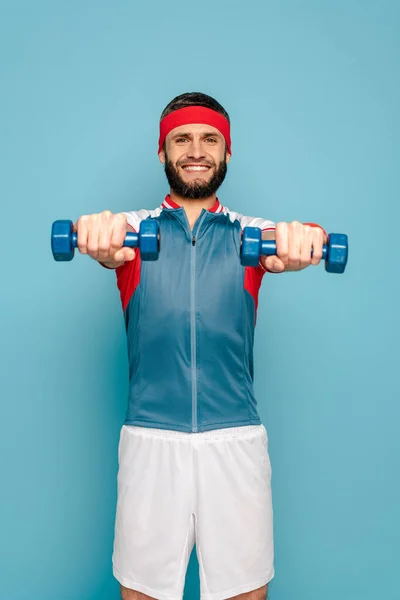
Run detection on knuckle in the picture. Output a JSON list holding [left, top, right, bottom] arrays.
[[112, 213, 126, 226], [77, 214, 88, 225], [314, 232, 324, 245], [110, 237, 123, 249], [311, 227, 320, 239], [112, 214, 126, 230]]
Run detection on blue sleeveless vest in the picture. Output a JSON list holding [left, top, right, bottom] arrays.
[[116, 200, 274, 432]]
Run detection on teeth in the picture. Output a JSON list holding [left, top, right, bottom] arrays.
[[183, 166, 209, 172]]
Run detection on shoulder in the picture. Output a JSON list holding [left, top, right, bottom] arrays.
[[221, 205, 276, 231]]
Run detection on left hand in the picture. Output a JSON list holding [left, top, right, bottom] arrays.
[[261, 222, 328, 273]]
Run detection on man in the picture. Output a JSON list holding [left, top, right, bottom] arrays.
[[74, 92, 326, 600]]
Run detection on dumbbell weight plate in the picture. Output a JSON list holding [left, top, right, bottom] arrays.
[[240, 227, 261, 267], [139, 219, 160, 261], [51, 220, 75, 261], [325, 233, 348, 274]]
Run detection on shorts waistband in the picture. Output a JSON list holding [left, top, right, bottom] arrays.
[[123, 424, 266, 441]]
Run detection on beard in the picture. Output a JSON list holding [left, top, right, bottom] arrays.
[[164, 153, 228, 199]]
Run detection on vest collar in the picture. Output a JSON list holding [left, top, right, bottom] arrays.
[[161, 194, 224, 213]]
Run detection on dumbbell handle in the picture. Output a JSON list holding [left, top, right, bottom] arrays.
[[70, 231, 139, 249], [260, 240, 328, 260]]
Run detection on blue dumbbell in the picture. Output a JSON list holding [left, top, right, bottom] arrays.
[[241, 227, 348, 274], [51, 219, 160, 262]]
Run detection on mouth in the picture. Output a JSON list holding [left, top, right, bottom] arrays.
[[180, 164, 212, 173]]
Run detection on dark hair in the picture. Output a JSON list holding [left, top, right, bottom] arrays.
[[160, 92, 230, 123]]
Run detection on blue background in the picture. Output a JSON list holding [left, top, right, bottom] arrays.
[[1, 1, 399, 599]]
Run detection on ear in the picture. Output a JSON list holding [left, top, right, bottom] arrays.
[[159, 148, 166, 165], [226, 152, 231, 164]]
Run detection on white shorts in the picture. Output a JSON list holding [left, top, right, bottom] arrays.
[[112, 424, 274, 600]]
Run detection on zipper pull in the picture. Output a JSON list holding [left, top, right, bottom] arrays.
[[192, 236, 196, 246]]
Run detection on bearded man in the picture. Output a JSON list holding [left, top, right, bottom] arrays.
[[74, 92, 326, 600]]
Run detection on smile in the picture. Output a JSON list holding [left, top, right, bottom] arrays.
[[181, 165, 211, 172]]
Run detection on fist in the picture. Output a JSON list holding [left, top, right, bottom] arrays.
[[74, 211, 136, 265], [263, 221, 326, 273]]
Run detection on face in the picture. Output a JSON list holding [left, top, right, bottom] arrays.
[[159, 123, 231, 199]]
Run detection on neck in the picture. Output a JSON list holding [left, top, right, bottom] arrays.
[[169, 190, 217, 224]]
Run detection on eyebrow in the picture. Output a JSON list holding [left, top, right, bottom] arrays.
[[171, 131, 222, 140]]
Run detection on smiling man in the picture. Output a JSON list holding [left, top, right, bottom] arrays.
[[74, 92, 326, 600], [162, 121, 229, 202]]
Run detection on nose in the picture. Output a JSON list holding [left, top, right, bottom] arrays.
[[186, 137, 205, 160]]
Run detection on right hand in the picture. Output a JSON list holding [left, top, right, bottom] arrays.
[[73, 211, 136, 265]]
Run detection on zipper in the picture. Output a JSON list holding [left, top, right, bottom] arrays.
[[183, 209, 207, 433]]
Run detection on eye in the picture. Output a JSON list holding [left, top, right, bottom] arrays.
[[205, 137, 217, 143], [176, 137, 188, 143]]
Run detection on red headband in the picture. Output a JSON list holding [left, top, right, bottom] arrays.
[[158, 106, 231, 155]]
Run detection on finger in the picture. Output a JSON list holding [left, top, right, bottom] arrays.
[[97, 211, 114, 262], [87, 214, 101, 259], [265, 256, 285, 272], [310, 227, 324, 266], [275, 222, 289, 265], [109, 214, 128, 257], [288, 221, 302, 269], [113, 247, 136, 263], [300, 225, 313, 268], [76, 215, 89, 255]]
